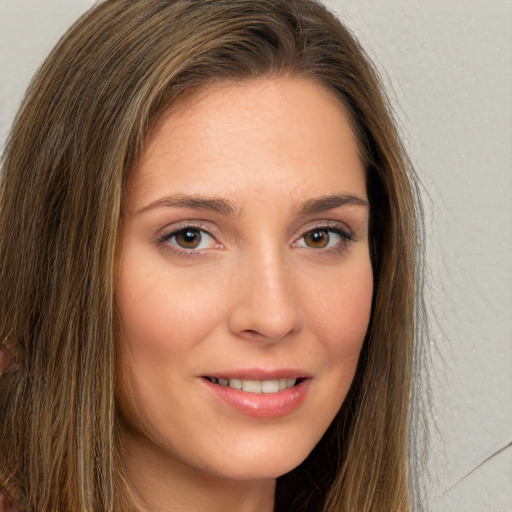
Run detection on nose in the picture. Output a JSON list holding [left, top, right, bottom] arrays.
[[228, 250, 302, 343]]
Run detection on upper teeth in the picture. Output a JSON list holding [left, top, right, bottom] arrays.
[[208, 377, 297, 393]]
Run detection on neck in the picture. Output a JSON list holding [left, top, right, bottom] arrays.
[[120, 427, 276, 512]]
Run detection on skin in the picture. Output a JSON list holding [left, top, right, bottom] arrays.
[[0, 346, 14, 375], [116, 77, 373, 512]]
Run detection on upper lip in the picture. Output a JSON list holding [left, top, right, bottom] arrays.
[[201, 368, 312, 380]]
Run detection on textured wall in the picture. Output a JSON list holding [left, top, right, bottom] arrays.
[[1, 1, 511, 511], [323, 2, 512, 510]]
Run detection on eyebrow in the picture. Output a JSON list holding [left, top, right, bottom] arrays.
[[137, 194, 238, 216], [137, 193, 368, 216], [296, 194, 369, 216]]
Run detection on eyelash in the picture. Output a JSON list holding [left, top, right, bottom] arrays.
[[156, 222, 354, 258]]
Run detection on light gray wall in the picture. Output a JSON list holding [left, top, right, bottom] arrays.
[[323, 3, 511, 510], [1, 1, 511, 511]]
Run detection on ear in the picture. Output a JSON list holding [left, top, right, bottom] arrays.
[[0, 344, 15, 376], [0, 487, 18, 512]]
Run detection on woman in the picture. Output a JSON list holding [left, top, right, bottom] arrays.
[[0, 0, 427, 511]]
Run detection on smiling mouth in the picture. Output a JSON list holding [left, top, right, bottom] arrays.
[[203, 376, 305, 394]]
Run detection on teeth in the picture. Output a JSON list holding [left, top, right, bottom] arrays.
[[242, 380, 262, 393], [208, 377, 299, 393], [261, 379, 279, 393], [286, 378, 296, 388], [229, 378, 242, 390]]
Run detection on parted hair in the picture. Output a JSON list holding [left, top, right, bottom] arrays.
[[0, 1, 427, 511]]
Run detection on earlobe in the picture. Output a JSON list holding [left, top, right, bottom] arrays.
[[0, 487, 18, 512], [0, 344, 16, 377]]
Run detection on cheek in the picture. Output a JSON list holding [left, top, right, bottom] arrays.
[[114, 263, 229, 436], [116, 263, 225, 361], [310, 258, 373, 367]]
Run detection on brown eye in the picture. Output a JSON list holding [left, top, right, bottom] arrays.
[[172, 228, 205, 249], [298, 227, 351, 250], [162, 226, 217, 253], [303, 229, 330, 248]]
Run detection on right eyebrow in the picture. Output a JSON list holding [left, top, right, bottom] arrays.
[[136, 194, 238, 216]]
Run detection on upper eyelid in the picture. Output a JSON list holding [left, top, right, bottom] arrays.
[[294, 220, 353, 238], [159, 221, 218, 238]]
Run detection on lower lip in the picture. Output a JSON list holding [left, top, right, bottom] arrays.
[[202, 379, 310, 419]]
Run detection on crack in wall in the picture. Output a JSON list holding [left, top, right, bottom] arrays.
[[444, 438, 512, 493]]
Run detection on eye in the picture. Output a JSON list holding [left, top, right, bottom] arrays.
[[297, 227, 351, 249], [164, 227, 216, 250]]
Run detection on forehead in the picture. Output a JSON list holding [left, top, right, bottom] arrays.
[[126, 77, 366, 210]]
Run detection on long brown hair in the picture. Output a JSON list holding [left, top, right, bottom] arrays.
[[0, 1, 427, 510]]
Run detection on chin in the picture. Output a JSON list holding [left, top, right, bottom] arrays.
[[187, 427, 319, 482], [218, 455, 305, 481]]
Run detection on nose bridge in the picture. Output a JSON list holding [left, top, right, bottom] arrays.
[[229, 243, 302, 342]]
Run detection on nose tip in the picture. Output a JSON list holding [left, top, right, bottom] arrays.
[[235, 308, 300, 342], [228, 259, 302, 343]]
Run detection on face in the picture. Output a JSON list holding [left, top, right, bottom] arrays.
[[116, 77, 373, 483]]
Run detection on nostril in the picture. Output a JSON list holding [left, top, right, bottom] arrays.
[[244, 329, 260, 336]]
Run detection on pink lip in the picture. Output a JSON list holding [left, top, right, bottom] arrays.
[[203, 368, 312, 380], [201, 375, 311, 419]]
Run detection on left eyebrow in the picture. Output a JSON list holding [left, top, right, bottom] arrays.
[[296, 194, 369, 216]]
